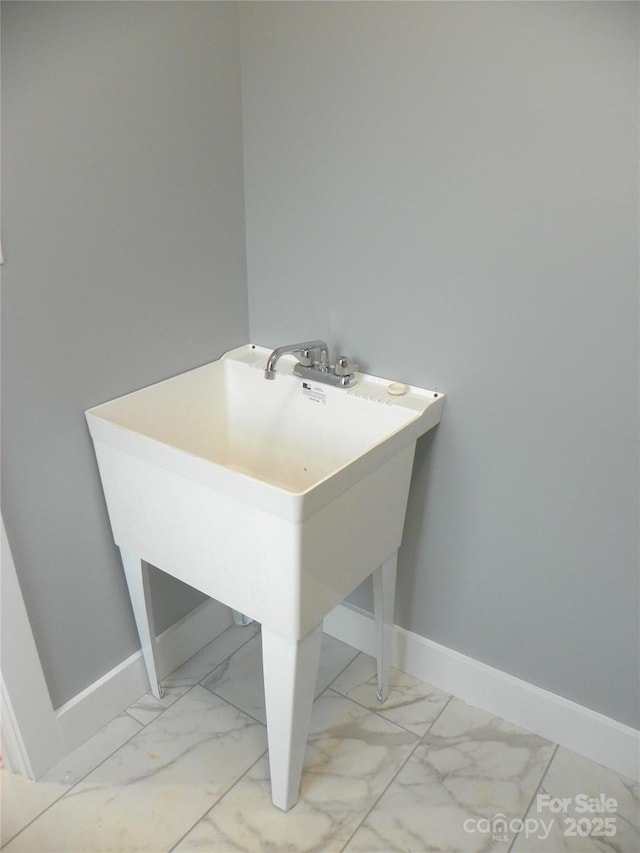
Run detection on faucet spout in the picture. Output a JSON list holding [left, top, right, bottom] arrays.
[[264, 340, 329, 380]]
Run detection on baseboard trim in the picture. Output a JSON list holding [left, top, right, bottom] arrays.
[[56, 599, 233, 753], [323, 603, 640, 781], [54, 598, 639, 781]]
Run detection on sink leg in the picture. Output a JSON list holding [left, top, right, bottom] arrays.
[[373, 552, 397, 703], [261, 623, 322, 811], [119, 549, 163, 700]]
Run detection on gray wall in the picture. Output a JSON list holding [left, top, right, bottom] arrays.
[[2, 1, 248, 708], [240, 2, 639, 727], [3, 0, 638, 732]]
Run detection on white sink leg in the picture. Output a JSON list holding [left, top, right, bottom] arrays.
[[261, 623, 323, 811], [373, 552, 397, 702], [119, 549, 163, 699]]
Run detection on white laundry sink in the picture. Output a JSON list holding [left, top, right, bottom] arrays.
[[86, 343, 444, 809]]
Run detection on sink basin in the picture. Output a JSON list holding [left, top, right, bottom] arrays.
[[87, 344, 442, 516], [86, 344, 443, 635], [86, 343, 444, 809]]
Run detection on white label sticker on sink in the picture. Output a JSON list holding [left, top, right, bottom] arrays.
[[302, 383, 326, 405]]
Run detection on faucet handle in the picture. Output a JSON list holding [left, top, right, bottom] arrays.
[[335, 355, 358, 376], [298, 348, 313, 367], [313, 346, 330, 370]]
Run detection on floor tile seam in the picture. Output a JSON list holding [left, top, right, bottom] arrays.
[[342, 691, 464, 849], [126, 681, 203, 728], [190, 634, 359, 724], [1, 708, 154, 850], [123, 706, 148, 725], [205, 682, 361, 728], [188, 625, 261, 688], [324, 685, 440, 741], [518, 752, 640, 834], [7, 682, 266, 853], [332, 685, 452, 852], [158, 622, 259, 690], [615, 810, 640, 835], [505, 742, 559, 853], [38, 683, 207, 802], [167, 747, 269, 853], [417, 692, 455, 742], [322, 648, 362, 693], [171, 672, 421, 852], [603, 809, 639, 840], [204, 683, 268, 729], [199, 637, 359, 723], [336, 715, 428, 853]]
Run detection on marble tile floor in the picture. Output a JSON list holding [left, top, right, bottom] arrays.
[[2, 623, 638, 852]]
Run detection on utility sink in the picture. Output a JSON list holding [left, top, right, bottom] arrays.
[[86, 343, 444, 809]]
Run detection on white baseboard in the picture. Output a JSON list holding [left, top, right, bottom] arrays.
[[323, 603, 640, 782], [54, 598, 639, 782], [56, 599, 233, 753]]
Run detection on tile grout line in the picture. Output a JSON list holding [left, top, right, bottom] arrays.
[[5, 637, 447, 850], [324, 669, 451, 739], [1, 698, 165, 849], [167, 746, 270, 853], [506, 742, 559, 853], [338, 694, 456, 852], [123, 626, 267, 853], [4, 626, 260, 850], [324, 684, 433, 741], [322, 645, 362, 689], [8, 638, 387, 841], [191, 624, 262, 688], [168, 643, 408, 850], [199, 633, 361, 727], [205, 687, 267, 728]]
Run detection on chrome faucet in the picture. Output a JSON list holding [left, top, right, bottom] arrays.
[[264, 340, 329, 379], [264, 340, 358, 388]]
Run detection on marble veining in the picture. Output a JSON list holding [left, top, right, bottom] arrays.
[[1, 712, 142, 847], [163, 622, 261, 690], [4, 687, 267, 852], [4, 624, 638, 853], [343, 697, 557, 852], [511, 747, 640, 853], [126, 685, 192, 726], [331, 652, 451, 736], [175, 691, 419, 852], [201, 633, 359, 725]]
